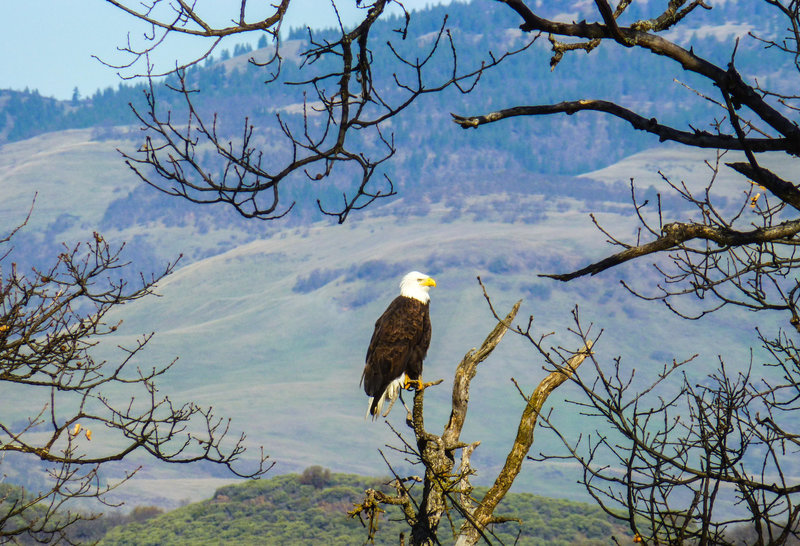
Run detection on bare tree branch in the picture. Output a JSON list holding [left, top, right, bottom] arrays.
[[452, 100, 795, 153], [727, 161, 800, 211], [0, 227, 270, 542], [495, 0, 800, 144], [543, 219, 800, 281]]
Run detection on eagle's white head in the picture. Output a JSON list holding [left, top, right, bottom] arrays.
[[399, 271, 436, 303]]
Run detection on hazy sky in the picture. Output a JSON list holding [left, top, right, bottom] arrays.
[[1, 0, 451, 100]]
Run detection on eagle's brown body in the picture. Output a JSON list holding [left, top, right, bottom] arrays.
[[362, 295, 432, 418]]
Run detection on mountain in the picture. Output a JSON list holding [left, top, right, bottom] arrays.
[[0, 0, 792, 180], [0, 0, 793, 514]]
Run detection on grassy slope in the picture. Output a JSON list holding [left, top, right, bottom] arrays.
[[0, 129, 786, 509], [0, 129, 139, 232]]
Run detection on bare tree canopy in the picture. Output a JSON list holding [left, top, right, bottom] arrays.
[[100, 0, 530, 222], [102, 0, 799, 312], [0, 218, 270, 543]]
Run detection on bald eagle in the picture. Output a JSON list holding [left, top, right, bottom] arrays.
[[361, 271, 436, 419]]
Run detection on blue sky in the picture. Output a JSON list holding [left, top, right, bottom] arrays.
[[1, 0, 450, 100]]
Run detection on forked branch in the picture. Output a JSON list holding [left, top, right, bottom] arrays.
[[455, 341, 594, 546]]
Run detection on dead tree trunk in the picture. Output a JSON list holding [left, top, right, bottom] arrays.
[[408, 301, 522, 545]]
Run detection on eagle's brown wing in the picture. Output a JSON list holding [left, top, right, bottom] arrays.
[[362, 296, 430, 416]]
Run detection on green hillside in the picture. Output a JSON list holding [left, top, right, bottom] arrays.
[[0, 126, 790, 509], [100, 469, 634, 545]]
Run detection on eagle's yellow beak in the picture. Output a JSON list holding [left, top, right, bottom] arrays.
[[421, 277, 436, 288]]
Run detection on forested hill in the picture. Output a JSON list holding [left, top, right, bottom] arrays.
[[97, 468, 633, 545], [1, 0, 791, 179]]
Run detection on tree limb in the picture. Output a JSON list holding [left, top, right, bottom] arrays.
[[405, 301, 520, 545], [542, 219, 800, 281], [493, 0, 800, 145], [452, 101, 794, 153], [594, 0, 632, 46], [443, 301, 521, 447], [102, 0, 291, 37]]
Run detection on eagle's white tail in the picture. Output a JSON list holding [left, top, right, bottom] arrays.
[[365, 374, 405, 420]]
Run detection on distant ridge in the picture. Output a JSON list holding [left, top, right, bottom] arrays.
[[0, 0, 789, 177]]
